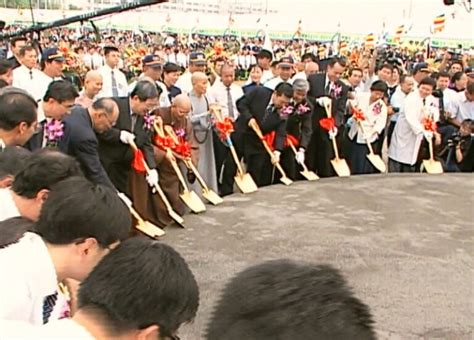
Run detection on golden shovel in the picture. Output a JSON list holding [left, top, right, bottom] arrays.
[[210, 106, 258, 193], [423, 136, 443, 174], [249, 119, 293, 186], [287, 140, 319, 181], [357, 122, 386, 173], [129, 140, 185, 227], [322, 98, 351, 177], [129, 206, 166, 238], [164, 126, 223, 205]]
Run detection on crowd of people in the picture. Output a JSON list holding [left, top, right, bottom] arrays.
[[0, 22, 473, 338]]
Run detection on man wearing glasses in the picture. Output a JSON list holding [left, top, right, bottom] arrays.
[[63, 98, 119, 188]]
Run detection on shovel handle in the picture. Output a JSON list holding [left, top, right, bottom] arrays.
[[184, 159, 210, 192], [287, 140, 311, 172], [169, 158, 189, 191], [227, 137, 245, 176], [153, 119, 166, 138], [357, 120, 377, 155], [129, 206, 145, 225], [331, 137, 340, 160], [427, 137, 435, 161]]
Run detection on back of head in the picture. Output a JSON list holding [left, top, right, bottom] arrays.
[[206, 260, 376, 340], [11, 150, 82, 199], [0, 87, 38, 131], [130, 80, 159, 101], [92, 97, 117, 116], [77, 237, 199, 338], [0, 217, 35, 249], [43, 80, 79, 103], [275, 82, 294, 98], [35, 176, 131, 246], [0, 146, 31, 187]]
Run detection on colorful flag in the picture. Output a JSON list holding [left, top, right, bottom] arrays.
[[393, 25, 404, 43], [365, 33, 376, 49], [294, 19, 302, 39], [432, 14, 446, 33], [339, 41, 348, 53]]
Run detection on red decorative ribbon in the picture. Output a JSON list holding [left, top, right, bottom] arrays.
[[154, 135, 176, 150], [261, 132, 299, 150], [285, 134, 299, 148], [174, 139, 192, 158], [422, 117, 437, 132], [320, 117, 336, 132], [352, 107, 366, 121], [215, 117, 234, 140], [131, 149, 146, 173]]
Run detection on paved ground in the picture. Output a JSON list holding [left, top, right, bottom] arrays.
[[162, 174, 473, 340]]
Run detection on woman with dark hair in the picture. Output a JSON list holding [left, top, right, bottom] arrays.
[[242, 64, 263, 94], [450, 72, 468, 92]]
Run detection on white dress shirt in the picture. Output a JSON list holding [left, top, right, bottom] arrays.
[[264, 76, 293, 91], [291, 71, 307, 82], [0, 188, 20, 222], [388, 91, 440, 165], [208, 81, 244, 119], [390, 86, 409, 122], [348, 93, 388, 144], [0, 232, 66, 325], [12, 65, 47, 102], [175, 71, 193, 95], [97, 64, 128, 98], [449, 91, 474, 121]]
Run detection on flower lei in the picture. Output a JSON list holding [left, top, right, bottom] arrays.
[[422, 116, 437, 132], [295, 102, 312, 115], [330, 83, 342, 99], [143, 113, 155, 132], [352, 107, 366, 121], [44, 119, 64, 148], [279, 105, 294, 118]]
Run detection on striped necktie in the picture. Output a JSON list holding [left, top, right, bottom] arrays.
[[111, 70, 119, 97], [42, 291, 58, 324]]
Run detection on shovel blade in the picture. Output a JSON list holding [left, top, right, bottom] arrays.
[[366, 154, 386, 173], [168, 210, 185, 228], [180, 190, 207, 213], [135, 221, 166, 239], [423, 159, 444, 174], [235, 173, 258, 193], [280, 176, 293, 186], [202, 189, 224, 205], [300, 170, 320, 181], [331, 158, 351, 177]]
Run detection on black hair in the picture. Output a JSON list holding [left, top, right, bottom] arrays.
[[451, 71, 465, 83], [370, 80, 388, 93], [301, 52, 318, 63], [35, 176, 131, 246], [436, 71, 450, 80], [328, 56, 347, 68], [257, 49, 273, 61], [419, 76, 436, 89], [0, 58, 12, 75], [104, 46, 119, 56], [0, 79, 8, 89], [92, 98, 117, 116], [163, 62, 181, 73], [0, 217, 35, 249], [206, 260, 376, 340], [0, 146, 31, 179], [18, 45, 36, 57], [0, 87, 38, 131], [449, 60, 464, 71], [467, 81, 474, 95], [130, 80, 159, 101], [10, 37, 27, 48], [77, 237, 199, 338], [43, 80, 79, 103], [248, 64, 263, 73], [270, 60, 279, 68], [379, 63, 394, 72], [349, 67, 363, 77], [274, 82, 294, 98], [12, 150, 83, 199]]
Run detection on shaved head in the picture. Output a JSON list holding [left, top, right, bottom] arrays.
[[191, 72, 208, 84], [84, 70, 103, 98], [85, 70, 102, 82], [172, 94, 191, 118]]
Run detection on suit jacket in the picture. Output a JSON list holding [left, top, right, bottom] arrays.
[[286, 100, 314, 149], [236, 86, 286, 155], [97, 97, 156, 192], [25, 119, 69, 153], [63, 106, 115, 188], [307, 73, 349, 127]]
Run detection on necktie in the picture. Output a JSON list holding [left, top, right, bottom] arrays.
[[325, 81, 331, 95], [29, 69, 33, 80], [42, 291, 58, 324], [226, 87, 235, 119], [262, 106, 273, 124], [111, 70, 119, 97]]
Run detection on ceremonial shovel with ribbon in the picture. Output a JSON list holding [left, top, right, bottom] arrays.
[[421, 110, 443, 174], [163, 125, 223, 206], [154, 119, 206, 213], [211, 105, 258, 193], [352, 105, 386, 173], [320, 98, 351, 177]]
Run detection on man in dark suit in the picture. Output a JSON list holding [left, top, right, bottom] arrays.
[[97, 80, 159, 194], [63, 98, 119, 188], [7, 37, 26, 70], [25, 80, 78, 152], [307, 57, 349, 177], [236, 82, 294, 186]]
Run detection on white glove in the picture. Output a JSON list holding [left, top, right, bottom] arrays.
[[146, 169, 159, 188], [271, 150, 281, 165], [423, 131, 433, 140], [328, 127, 338, 140], [120, 130, 136, 145], [295, 148, 305, 165], [117, 192, 132, 208], [316, 97, 328, 106]]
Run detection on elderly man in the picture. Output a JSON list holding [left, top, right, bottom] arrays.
[[75, 70, 103, 108], [188, 72, 218, 193], [292, 62, 319, 82]]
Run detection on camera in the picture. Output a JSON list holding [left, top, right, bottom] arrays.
[[447, 133, 463, 147]]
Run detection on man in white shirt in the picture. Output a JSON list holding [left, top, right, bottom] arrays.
[[0, 238, 199, 340], [447, 81, 474, 125], [97, 46, 128, 98], [0, 150, 82, 222], [0, 176, 131, 326], [265, 56, 295, 90], [292, 61, 319, 82], [0, 87, 38, 147], [388, 77, 440, 172], [208, 63, 244, 196], [175, 51, 207, 94], [12, 45, 45, 102], [36, 47, 66, 99], [388, 75, 415, 144]]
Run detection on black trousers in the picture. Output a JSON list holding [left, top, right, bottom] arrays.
[[307, 125, 345, 178], [215, 131, 244, 196], [388, 158, 416, 173], [348, 138, 378, 175], [246, 152, 273, 187]]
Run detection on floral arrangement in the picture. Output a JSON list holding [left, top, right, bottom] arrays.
[[372, 102, 383, 115], [352, 107, 366, 121], [330, 83, 342, 99], [124, 45, 148, 77], [143, 113, 155, 132], [44, 119, 64, 148], [294, 102, 312, 115], [279, 105, 294, 118]]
